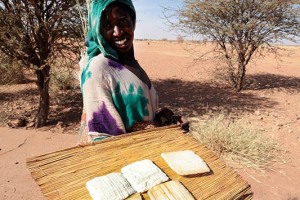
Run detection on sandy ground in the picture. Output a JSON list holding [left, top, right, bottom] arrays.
[[0, 128, 77, 200], [0, 40, 300, 199]]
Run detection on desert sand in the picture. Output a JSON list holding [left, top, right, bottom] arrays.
[[0, 40, 299, 199]]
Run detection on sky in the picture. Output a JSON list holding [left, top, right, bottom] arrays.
[[133, 0, 182, 40], [132, 0, 299, 45]]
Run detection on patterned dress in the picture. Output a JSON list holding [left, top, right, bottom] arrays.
[[78, 54, 158, 145]]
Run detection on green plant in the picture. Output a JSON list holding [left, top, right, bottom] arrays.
[[189, 114, 284, 170]]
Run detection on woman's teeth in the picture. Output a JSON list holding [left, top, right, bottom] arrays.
[[115, 38, 127, 45]]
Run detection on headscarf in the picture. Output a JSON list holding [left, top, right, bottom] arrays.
[[86, 0, 136, 61]]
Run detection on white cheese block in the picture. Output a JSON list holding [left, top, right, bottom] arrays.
[[161, 150, 210, 175], [121, 159, 169, 193], [86, 173, 135, 200]]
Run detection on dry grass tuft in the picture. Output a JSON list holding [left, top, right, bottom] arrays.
[[189, 114, 285, 170]]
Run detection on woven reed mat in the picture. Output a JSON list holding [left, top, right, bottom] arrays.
[[27, 125, 253, 200]]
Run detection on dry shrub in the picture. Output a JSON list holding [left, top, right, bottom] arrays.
[[0, 56, 25, 85], [176, 36, 184, 43], [50, 66, 78, 91], [189, 114, 284, 170]]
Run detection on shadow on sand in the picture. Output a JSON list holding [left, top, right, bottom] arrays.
[[153, 73, 300, 116], [0, 73, 299, 129], [245, 73, 300, 91]]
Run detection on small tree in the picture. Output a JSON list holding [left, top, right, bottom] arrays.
[[0, 0, 85, 127], [166, 0, 300, 91], [176, 36, 184, 43]]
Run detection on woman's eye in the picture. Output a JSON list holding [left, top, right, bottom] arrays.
[[120, 19, 128, 24], [102, 23, 112, 29]]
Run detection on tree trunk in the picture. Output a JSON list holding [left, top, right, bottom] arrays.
[[235, 62, 246, 92], [228, 67, 237, 90], [35, 65, 50, 128]]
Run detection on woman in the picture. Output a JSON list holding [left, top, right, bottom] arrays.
[[78, 0, 187, 145]]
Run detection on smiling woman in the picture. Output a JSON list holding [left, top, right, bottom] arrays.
[[78, 0, 188, 145]]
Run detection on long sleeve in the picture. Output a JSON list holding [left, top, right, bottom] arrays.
[[81, 55, 126, 136]]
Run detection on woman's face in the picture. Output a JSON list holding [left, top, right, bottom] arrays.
[[100, 4, 135, 55]]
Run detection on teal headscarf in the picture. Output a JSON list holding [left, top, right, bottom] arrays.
[[86, 0, 136, 61]]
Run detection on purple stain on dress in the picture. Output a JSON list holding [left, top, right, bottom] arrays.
[[88, 102, 125, 136], [107, 58, 124, 70]]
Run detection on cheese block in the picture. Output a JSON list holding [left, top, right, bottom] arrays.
[[148, 180, 195, 200], [161, 150, 210, 175], [86, 173, 135, 200], [121, 159, 169, 193]]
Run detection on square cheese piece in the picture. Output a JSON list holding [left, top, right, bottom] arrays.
[[161, 150, 210, 175], [148, 181, 195, 200], [121, 159, 169, 193], [86, 173, 135, 200]]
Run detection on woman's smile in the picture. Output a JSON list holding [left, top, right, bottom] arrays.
[[114, 37, 128, 47], [115, 38, 127, 45]]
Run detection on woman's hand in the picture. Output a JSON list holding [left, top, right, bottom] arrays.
[[172, 115, 189, 133], [155, 108, 189, 132]]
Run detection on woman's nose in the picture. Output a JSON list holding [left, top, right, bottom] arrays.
[[113, 25, 122, 36]]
